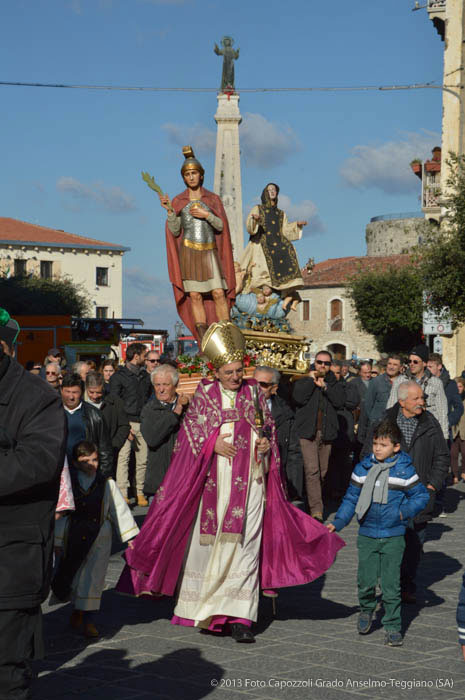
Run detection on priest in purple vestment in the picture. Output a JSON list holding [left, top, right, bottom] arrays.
[[117, 320, 344, 643]]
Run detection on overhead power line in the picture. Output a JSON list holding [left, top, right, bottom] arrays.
[[0, 79, 458, 94]]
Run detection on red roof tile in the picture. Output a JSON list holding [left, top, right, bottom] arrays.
[[0, 217, 127, 250], [302, 255, 412, 287]]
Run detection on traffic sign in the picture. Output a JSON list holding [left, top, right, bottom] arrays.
[[423, 321, 452, 335], [422, 292, 452, 335]]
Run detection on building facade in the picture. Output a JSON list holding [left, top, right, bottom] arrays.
[[288, 255, 411, 361], [0, 218, 129, 318]]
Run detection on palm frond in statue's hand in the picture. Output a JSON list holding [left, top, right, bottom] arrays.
[[142, 171, 164, 196], [142, 171, 172, 211]]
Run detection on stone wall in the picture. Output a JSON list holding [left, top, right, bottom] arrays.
[[289, 286, 379, 361], [365, 217, 426, 256]]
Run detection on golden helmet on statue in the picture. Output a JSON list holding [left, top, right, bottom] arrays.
[[181, 145, 205, 177]]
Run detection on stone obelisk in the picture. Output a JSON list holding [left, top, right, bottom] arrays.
[[213, 36, 244, 260]]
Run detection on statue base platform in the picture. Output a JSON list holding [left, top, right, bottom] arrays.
[[243, 329, 310, 375]]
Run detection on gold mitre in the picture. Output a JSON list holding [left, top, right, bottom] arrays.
[[201, 321, 246, 369], [181, 145, 205, 176]]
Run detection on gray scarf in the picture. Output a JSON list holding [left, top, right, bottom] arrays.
[[355, 455, 399, 520]]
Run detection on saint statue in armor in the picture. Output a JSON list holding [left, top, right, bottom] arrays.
[[158, 147, 236, 341]]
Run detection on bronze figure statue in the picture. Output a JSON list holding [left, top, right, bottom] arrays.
[[214, 36, 239, 92]]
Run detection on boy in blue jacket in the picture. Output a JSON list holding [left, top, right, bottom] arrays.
[[327, 419, 429, 646]]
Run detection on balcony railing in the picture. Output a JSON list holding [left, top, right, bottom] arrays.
[[423, 184, 441, 208]]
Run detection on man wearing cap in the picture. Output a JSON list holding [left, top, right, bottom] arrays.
[[117, 321, 344, 643], [158, 146, 236, 342], [39, 348, 63, 380], [386, 344, 448, 440], [0, 309, 66, 698]]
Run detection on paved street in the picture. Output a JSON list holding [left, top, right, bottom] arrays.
[[33, 484, 465, 700]]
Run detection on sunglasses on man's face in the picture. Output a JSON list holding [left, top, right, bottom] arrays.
[[315, 360, 331, 366], [409, 359, 421, 364], [147, 359, 160, 363], [258, 380, 274, 388], [46, 371, 58, 376]]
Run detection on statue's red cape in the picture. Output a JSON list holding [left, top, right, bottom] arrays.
[[165, 187, 236, 342]]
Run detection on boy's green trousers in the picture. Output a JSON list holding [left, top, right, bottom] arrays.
[[357, 534, 405, 631]]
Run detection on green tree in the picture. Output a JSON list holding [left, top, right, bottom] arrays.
[[346, 263, 423, 353], [417, 153, 465, 324], [0, 275, 91, 316]]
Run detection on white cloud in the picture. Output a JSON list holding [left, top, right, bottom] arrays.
[[162, 113, 300, 168], [278, 194, 325, 235], [56, 177, 136, 213], [339, 130, 441, 195], [240, 113, 300, 168], [162, 123, 216, 155]]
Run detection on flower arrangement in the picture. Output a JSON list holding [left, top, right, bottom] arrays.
[[176, 352, 257, 376]]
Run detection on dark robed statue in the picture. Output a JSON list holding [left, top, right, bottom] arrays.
[[214, 36, 239, 92]]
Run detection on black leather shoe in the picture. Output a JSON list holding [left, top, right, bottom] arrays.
[[230, 623, 255, 643]]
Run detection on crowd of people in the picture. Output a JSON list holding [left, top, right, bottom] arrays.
[[3, 307, 465, 697]]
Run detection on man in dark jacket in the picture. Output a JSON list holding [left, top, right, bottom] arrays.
[[293, 350, 345, 521], [327, 362, 359, 501], [348, 361, 372, 463], [85, 371, 130, 476], [0, 311, 66, 699], [141, 364, 189, 501], [254, 366, 304, 502], [61, 373, 113, 478], [362, 355, 402, 442], [363, 380, 449, 603], [427, 353, 464, 437], [109, 343, 152, 505]]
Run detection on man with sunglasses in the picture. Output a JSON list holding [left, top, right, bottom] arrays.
[[254, 366, 304, 502], [39, 348, 63, 381], [145, 351, 161, 373], [44, 362, 61, 391], [386, 345, 448, 440], [293, 351, 345, 521]]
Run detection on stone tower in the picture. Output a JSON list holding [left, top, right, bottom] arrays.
[[213, 93, 244, 261]]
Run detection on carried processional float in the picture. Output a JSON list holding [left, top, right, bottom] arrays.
[[142, 146, 310, 390]]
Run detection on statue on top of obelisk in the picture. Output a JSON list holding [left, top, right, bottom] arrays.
[[214, 36, 239, 92]]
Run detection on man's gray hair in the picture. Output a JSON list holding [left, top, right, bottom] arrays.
[[86, 371, 104, 388], [47, 362, 61, 374], [397, 380, 420, 401], [151, 364, 179, 386], [73, 361, 88, 374], [254, 365, 281, 384]]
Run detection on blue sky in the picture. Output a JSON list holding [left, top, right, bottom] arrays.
[[1, 0, 444, 334]]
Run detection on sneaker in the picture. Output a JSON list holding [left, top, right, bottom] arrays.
[[84, 622, 99, 638], [357, 612, 373, 635], [385, 630, 403, 646]]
